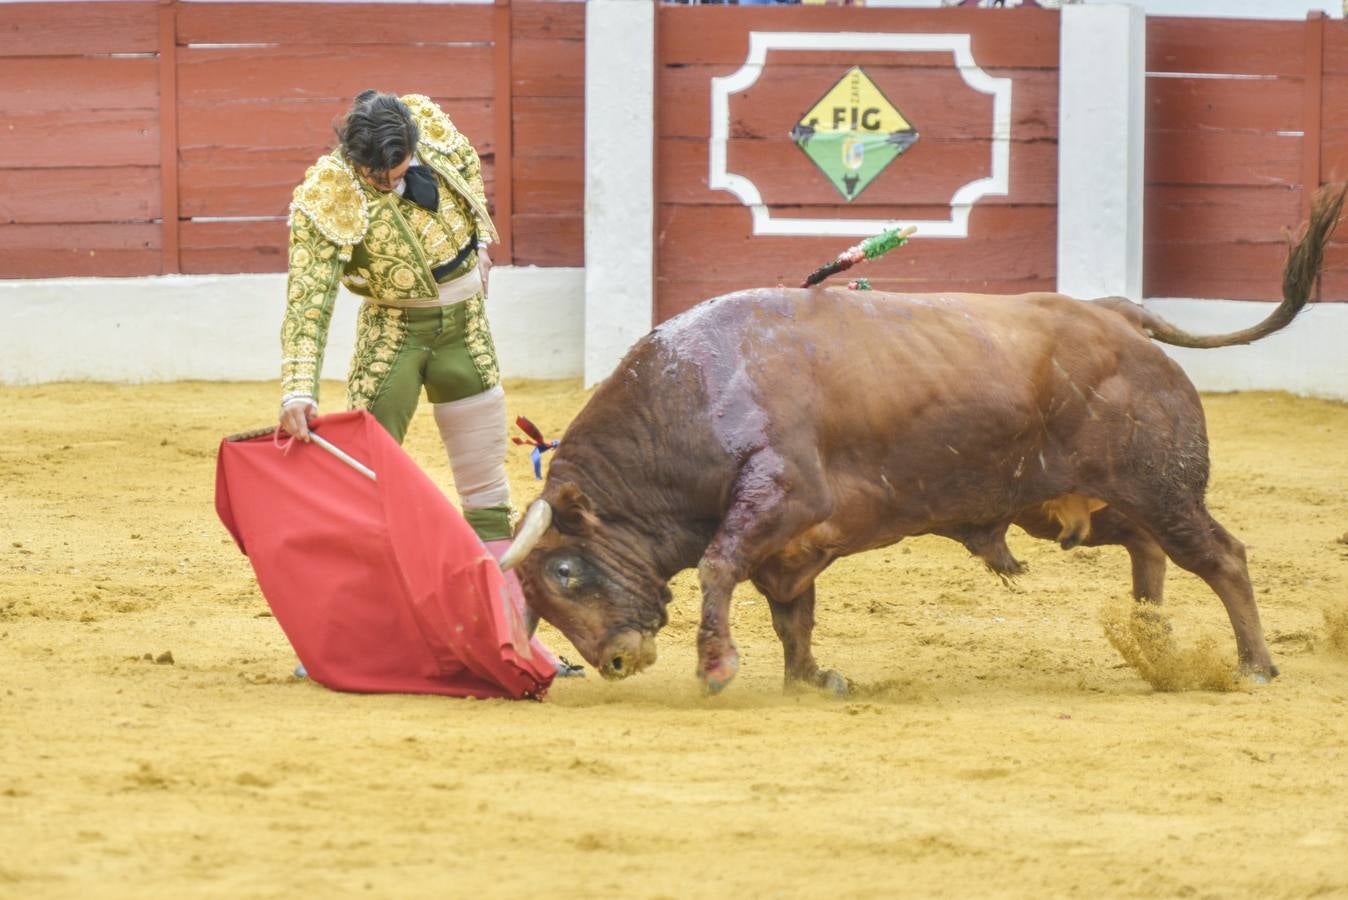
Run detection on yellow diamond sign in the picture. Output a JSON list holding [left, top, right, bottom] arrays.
[[790, 66, 919, 201]]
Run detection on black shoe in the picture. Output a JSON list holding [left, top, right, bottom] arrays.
[[555, 656, 585, 678]]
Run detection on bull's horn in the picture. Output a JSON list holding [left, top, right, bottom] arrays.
[[498, 499, 553, 571]]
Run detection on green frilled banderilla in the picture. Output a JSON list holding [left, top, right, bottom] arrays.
[[800, 225, 917, 288]]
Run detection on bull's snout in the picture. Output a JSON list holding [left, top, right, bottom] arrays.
[[597, 630, 658, 681]]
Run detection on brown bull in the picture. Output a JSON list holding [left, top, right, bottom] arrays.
[[501, 185, 1346, 694]]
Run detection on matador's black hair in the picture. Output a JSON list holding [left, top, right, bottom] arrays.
[[336, 90, 420, 174]]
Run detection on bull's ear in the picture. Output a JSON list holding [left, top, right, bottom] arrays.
[[552, 482, 599, 536]]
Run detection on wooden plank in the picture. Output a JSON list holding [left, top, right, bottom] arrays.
[[1303, 12, 1325, 221], [656, 275, 1059, 324], [655, 204, 1055, 285], [661, 65, 1055, 142], [1143, 185, 1302, 245], [1320, 129, 1348, 182], [1145, 75, 1302, 134], [0, 57, 159, 112], [513, 157, 583, 214], [176, 46, 493, 103], [179, 219, 288, 274], [0, 109, 160, 167], [179, 156, 495, 218], [176, 2, 493, 45], [1320, 66, 1348, 180], [1145, 130, 1301, 187], [511, 0, 585, 42], [1144, 240, 1286, 300], [656, 7, 1060, 69], [177, 98, 492, 155], [1146, 18, 1304, 77], [513, 95, 583, 159], [511, 37, 584, 98], [0, 2, 158, 57], [659, 136, 1056, 207], [1322, 74, 1348, 128], [160, 0, 180, 274], [510, 213, 582, 267], [0, 166, 160, 224], [1319, 18, 1348, 74], [0, 223, 160, 277], [1319, 242, 1348, 300], [493, 0, 514, 264]]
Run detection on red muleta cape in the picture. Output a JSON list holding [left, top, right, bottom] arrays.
[[215, 410, 556, 700]]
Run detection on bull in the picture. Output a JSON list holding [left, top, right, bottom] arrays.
[[500, 184, 1346, 694]]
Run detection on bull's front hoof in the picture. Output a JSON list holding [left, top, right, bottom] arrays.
[[819, 670, 849, 698], [699, 653, 740, 695], [1241, 662, 1279, 685]]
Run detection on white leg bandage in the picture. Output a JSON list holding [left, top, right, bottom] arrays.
[[433, 384, 512, 511]]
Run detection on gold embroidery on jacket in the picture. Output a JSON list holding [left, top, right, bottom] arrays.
[[351, 201, 439, 300], [288, 154, 367, 261], [398, 183, 475, 268], [281, 97, 496, 409], [280, 213, 342, 403], [400, 93, 498, 242]]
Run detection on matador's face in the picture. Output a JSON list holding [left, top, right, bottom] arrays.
[[357, 154, 413, 193]]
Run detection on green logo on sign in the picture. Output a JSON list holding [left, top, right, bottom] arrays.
[[791, 66, 919, 201]]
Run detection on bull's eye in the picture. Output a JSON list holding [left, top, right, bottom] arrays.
[[548, 557, 580, 591]]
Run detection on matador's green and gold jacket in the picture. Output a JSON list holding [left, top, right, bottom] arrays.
[[279, 94, 498, 408]]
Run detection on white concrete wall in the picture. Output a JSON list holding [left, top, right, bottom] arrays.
[[583, 0, 655, 389], [0, 266, 583, 386], [1145, 300, 1348, 400], [486, 266, 585, 381], [1057, 3, 1146, 301]]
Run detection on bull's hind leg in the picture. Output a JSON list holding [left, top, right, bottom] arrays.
[[1015, 506, 1167, 602], [1129, 502, 1276, 677], [696, 452, 832, 694]]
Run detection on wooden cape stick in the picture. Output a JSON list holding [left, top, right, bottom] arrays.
[[224, 425, 377, 482], [308, 433, 378, 482]]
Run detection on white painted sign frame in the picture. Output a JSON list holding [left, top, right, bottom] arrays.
[[709, 31, 1012, 238]]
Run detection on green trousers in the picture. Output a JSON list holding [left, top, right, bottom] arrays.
[[345, 295, 512, 541]]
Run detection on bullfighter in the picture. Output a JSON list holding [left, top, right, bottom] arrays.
[[276, 90, 513, 545]]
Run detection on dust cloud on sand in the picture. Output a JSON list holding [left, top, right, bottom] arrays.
[[2, 382, 1347, 897], [1099, 600, 1243, 693]]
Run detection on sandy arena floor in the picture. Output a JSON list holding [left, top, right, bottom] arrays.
[[2, 379, 1347, 898]]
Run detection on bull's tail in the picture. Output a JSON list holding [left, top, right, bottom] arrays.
[[1093, 182, 1346, 349]]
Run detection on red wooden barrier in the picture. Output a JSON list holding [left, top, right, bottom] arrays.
[[511, 0, 585, 266], [1320, 18, 1348, 297], [654, 6, 1060, 322], [0, 0, 584, 278], [0, 2, 162, 277], [1144, 15, 1345, 302], [0, 2, 1335, 301]]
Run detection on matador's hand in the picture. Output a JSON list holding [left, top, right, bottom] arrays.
[[279, 400, 317, 442], [477, 245, 492, 289]]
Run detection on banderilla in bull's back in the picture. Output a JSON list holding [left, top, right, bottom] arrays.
[[499, 184, 1346, 697], [800, 224, 918, 289]]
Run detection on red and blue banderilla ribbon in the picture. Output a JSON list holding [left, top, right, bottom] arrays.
[[512, 416, 559, 479]]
